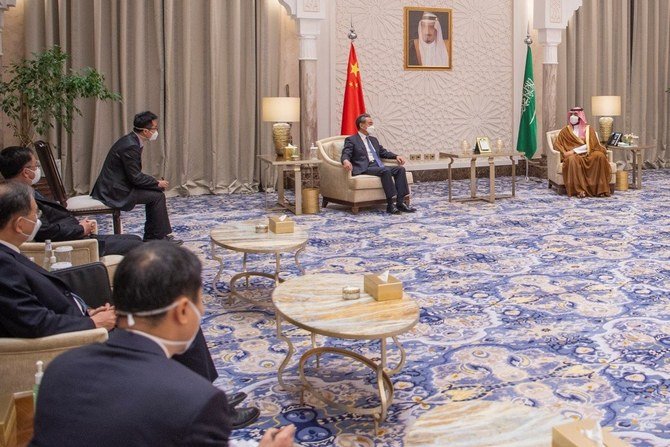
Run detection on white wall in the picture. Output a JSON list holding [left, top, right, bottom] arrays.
[[316, 0, 535, 157]]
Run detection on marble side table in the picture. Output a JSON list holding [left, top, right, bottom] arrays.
[[210, 220, 308, 307], [272, 273, 419, 432]]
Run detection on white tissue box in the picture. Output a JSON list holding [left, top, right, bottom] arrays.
[[552, 419, 631, 447], [363, 274, 403, 301]]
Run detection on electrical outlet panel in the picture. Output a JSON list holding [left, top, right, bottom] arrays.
[[423, 153, 436, 161], [409, 153, 422, 161]]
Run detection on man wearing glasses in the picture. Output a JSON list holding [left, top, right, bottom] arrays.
[[0, 146, 142, 256], [92, 111, 182, 245]]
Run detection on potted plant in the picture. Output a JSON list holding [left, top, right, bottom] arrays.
[[0, 46, 120, 147]]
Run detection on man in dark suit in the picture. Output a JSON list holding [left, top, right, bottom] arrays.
[[92, 111, 182, 245], [341, 113, 416, 214], [0, 181, 117, 337], [30, 241, 296, 447], [0, 146, 143, 256], [0, 181, 258, 429]]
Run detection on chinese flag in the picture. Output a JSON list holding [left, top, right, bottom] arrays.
[[340, 42, 366, 135]]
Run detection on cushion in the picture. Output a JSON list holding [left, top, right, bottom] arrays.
[[66, 195, 113, 212], [348, 171, 414, 190], [325, 141, 345, 161]]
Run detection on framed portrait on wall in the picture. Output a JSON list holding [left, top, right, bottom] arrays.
[[404, 7, 452, 70]]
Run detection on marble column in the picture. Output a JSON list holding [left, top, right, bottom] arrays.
[[299, 59, 317, 157], [534, 0, 582, 154]]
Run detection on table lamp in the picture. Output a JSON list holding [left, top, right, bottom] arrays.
[[591, 96, 621, 142], [262, 97, 300, 158]]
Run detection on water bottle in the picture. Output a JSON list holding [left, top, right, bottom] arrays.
[[33, 360, 44, 408], [43, 240, 52, 270]]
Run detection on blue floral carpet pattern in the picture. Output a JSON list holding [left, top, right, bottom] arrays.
[[104, 171, 670, 446]]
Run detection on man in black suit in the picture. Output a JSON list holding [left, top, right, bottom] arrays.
[[0, 146, 143, 256], [341, 113, 416, 214], [0, 181, 117, 337], [30, 241, 296, 447], [92, 111, 182, 245]]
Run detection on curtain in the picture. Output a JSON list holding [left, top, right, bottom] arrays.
[[556, 0, 631, 144], [630, 0, 670, 165], [557, 0, 669, 166], [23, 0, 294, 195]]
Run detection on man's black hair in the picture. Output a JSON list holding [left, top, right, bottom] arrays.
[[0, 146, 34, 179], [112, 241, 202, 322], [133, 111, 159, 131]]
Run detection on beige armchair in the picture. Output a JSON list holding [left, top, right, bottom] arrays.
[[546, 130, 616, 194], [317, 136, 414, 213], [20, 239, 122, 287], [0, 328, 108, 398]]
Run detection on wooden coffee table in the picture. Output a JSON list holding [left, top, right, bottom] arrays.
[[272, 273, 420, 432], [210, 220, 308, 307]]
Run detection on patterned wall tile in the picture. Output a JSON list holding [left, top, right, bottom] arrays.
[[335, 0, 513, 155]]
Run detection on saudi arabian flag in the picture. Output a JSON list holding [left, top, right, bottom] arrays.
[[517, 46, 537, 159]]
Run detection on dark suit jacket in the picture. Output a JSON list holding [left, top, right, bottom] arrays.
[[31, 329, 231, 447], [33, 190, 85, 242], [91, 133, 161, 210], [341, 133, 398, 176], [0, 244, 94, 338]]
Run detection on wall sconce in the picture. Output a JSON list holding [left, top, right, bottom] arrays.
[[262, 97, 300, 159], [591, 96, 621, 142]]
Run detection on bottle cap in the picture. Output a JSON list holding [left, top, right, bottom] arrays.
[[35, 360, 44, 385]]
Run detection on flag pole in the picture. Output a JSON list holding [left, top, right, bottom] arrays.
[[524, 24, 533, 182], [349, 17, 357, 41]]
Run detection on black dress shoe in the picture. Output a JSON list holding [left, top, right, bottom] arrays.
[[386, 204, 400, 214], [396, 203, 416, 213], [230, 406, 260, 429], [227, 391, 247, 409]]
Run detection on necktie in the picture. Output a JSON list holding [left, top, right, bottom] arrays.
[[69, 292, 89, 315], [366, 137, 383, 167]]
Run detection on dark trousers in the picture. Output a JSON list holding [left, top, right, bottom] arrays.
[[363, 164, 410, 202], [172, 328, 219, 382], [94, 234, 144, 257], [128, 189, 173, 240]]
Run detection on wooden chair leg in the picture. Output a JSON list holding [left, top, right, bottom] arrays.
[[322, 197, 329, 209], [112, 211, 122, 234], [351, 206, 359, 214]]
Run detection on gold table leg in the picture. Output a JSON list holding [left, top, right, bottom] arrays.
[[488, 156, 495, 203], [276, 314, 300, 392], [447, 157, 454, 202], [298, 345, 395, 435]]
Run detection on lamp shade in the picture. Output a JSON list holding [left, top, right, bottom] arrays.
[[591, 96, 621, 116], [262, 97, 300, 122]]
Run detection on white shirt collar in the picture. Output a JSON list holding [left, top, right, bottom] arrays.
[[127, 329, 171, 357], [0, 240, 20, 253], [358, 131, 369, 141]]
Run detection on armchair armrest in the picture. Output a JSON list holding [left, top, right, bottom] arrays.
[[0, 328, 108, 395]]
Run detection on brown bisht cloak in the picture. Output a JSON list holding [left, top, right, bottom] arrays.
[[553, 125, 611, 197]]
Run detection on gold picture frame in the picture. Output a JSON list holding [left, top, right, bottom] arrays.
[[476, 137, 491, 154], [404, 7, 453, 70]]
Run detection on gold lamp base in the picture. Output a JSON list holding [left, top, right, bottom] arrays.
[[598, 116, 614, 142], [272, 123, 291, 158]]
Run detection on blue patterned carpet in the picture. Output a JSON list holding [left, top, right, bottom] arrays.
[[105, 171, 670, 446]]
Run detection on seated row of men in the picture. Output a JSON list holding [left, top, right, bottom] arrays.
[[0, 181, 294, 446]]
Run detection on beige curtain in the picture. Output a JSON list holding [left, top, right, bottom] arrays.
[[23, 0, 295, 195], [556, 0, 631, 142], [557, 0, 670, 165], [630, 0, 670, 164]]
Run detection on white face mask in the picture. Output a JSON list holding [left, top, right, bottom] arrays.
[[27, 167, 42, 185], [569, 115, 580, 125], [118, 299, 202, 356], [19, 216, 42, 242], [149, 130, 159, 142], [365, 125, 376, 135]]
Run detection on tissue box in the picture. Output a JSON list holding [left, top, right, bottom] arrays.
[[363, 274, 403, 301], [552, 419, 632, 447], [268, 217, 294, 234]]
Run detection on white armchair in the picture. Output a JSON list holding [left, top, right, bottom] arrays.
[[0, 328, 108, 398], [317, 136, 414, 214], [546, 130, 616, 194], [19, 239, 122, 287]]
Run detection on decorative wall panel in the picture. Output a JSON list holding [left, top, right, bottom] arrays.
[[334, 0, 513, 155]]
